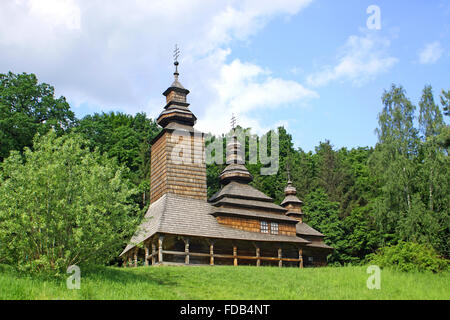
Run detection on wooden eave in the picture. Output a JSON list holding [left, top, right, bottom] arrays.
[[211, 197, 287, 213], [211, 207, 299, 224]]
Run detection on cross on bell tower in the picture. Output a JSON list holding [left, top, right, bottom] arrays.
[[157, 45, 197, 128], [231, 113, 236, 130], [173, 44, 180, 76]]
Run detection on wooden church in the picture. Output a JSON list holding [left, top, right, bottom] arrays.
[[120, 59, 332, 268]]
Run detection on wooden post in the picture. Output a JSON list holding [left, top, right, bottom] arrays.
[[299, 248, 303, 268], [233, 245, 238, 266], [209, 241, 214, 266], [151, 242, 156, 265], [158, 235, 164, 264], [278, 248, 282, 268], [256, 247, 261, 267], [134, 248, 138, 267], [123, 257, 127, 268], [183, 237, 190, 265], [144, 241, 149, 267], [128, 255, 132, 268]]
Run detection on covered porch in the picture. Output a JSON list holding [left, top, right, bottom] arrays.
[[122, 233, 306, 268]]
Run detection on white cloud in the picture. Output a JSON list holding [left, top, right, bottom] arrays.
[[418, 41, 444, 65], [307, 32, 398, 87], [0, 0, 81, 48], [28, 0, 81, 30], [196, 54, 318, 135], [201, 0, 313, 55], [0, 0, 314, 135]]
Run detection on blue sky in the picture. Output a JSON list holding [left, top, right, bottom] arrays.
[[226, 0, 450, 150], [0, 0, 449, 151]]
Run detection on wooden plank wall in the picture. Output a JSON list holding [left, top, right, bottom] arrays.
[[166, 91, 186, 103], [150, 131, 168, 203], [166, 130, 207, 200], [150, 130, 207, 204], [216, 216, 296, 236], [285, 203, 302, 214]]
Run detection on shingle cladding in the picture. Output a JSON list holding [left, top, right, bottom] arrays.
[[120, 193, 309, 257], [209, 181, 273, 202], [212, 207, 298, 223], [281, 195, 304, 206], [212, 197, 287, 213], [307, 242, 334, 250], [296, 222, 325, 237], [210, 181, 287, 214], [295, 223, 333, 250]]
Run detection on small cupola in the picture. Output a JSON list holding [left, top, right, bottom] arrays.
[[280, 175, 305, 223], [219, 115, 253, 185]]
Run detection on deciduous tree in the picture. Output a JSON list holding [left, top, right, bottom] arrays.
[[0, 72, 75, 161], [0, 132, 139, 273]]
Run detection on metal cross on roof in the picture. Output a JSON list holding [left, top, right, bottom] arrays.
[[231, 113, 236, 129], [173, 44, 180, 63], [286, 162, 292, 182]]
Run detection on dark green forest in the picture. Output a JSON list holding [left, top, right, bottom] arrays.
[[0, 72, 448, 269]]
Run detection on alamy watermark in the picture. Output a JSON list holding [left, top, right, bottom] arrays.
[[67, 265, 81, 290], [169, 127, 280, 176], [367, 5, 381, 30], [366, 265, 381, 290]]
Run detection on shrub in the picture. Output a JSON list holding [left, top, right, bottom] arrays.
[[0, 132, 139, 274], [367, 241, 448, 273]]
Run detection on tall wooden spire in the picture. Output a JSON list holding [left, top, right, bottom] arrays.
[[150, 48, 207, 203]]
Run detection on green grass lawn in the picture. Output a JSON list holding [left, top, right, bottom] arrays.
[[0, 264, 448, 300]]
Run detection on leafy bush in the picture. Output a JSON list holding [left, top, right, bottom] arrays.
[[367, 241, 448, 273], [0, 131, 139, 274]]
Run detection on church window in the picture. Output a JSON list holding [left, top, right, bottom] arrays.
[[260, 221, 269, 233], [270, 222, 279, 235]]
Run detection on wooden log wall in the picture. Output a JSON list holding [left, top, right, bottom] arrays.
[[150, 131, 168, 203], [216, 215, 296, 236], [166, 91, 187, 103], [166, 131, 207, 200], [284, 203, 302, 214], [150, 130, 207, 204]]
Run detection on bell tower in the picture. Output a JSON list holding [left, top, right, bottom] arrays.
[[149, 46, 207, 203]]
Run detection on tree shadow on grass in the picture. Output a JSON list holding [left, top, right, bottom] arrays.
[[82, 266, 180, 287], [0, 263, 180, 288]]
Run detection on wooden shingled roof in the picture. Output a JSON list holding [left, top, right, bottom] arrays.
[[209, 180, 292, 222], [296, 222, 325, 237], [212, 197, 287, 213], [307, 242, 334, 250], [120, 193, 310, 257], [281, 195, 304, 206], [209, 181, 273, 202]]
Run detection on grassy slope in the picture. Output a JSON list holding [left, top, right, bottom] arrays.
[[0, 264, 449, 300]]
